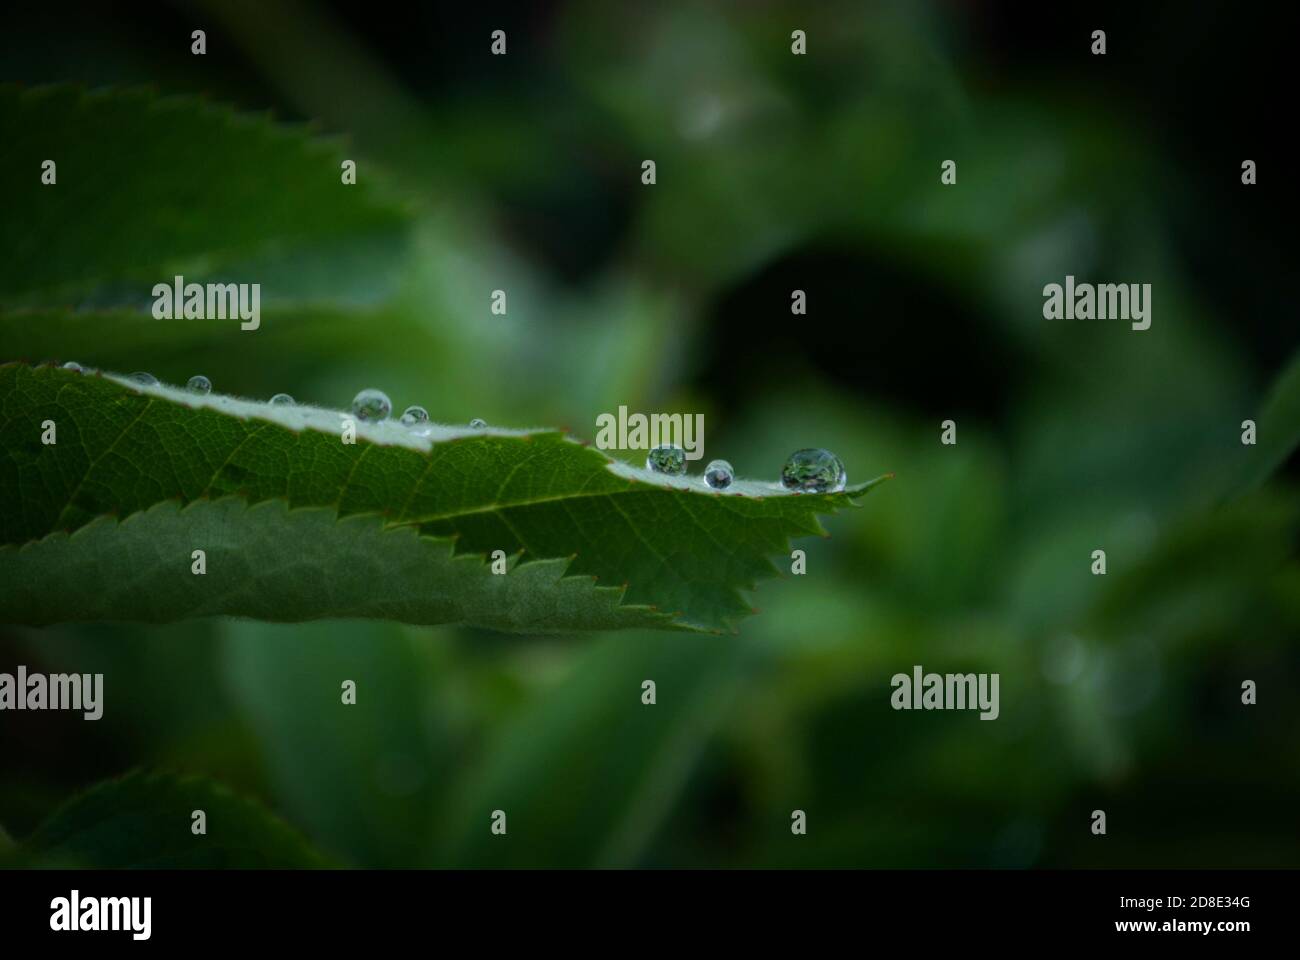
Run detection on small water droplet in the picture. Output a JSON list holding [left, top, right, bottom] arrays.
[[647, 444, 687, 476], [269, 393, 295, 406], [62, 361, 83, 373], [400, 405, 430, 427], [780, 448, 846, 493], [351, 388, 391, 422], [186, 375, 212, 395], [128, 372, 158, 386], [469, 418, 487, 429], [704, 459, 734, 490]]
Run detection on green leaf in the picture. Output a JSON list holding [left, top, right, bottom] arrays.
[[1228, 348, 1300, 498], [4, 499, 681, 631], [6, 770, 329, 868], [0, 306, 398, 386], [439, 630, 753, 867], [221, 621, 449, 867], [0, 85, 408, 304], [0, 364, 888, 632]]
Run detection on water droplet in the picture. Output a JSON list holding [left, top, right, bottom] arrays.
[[186, 375, 212, 395], [269, 393, 295, 406], [780, 448, 846, 493], [400, 405, 430, 427], [469, 418, 487, 429], [646, 444, 687, 476], [128, 371, 158, 386], [351, 388, 391, 422], [62, 361, 83, 373], [704, 459, 734, 490]]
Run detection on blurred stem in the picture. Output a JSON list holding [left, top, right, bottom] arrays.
[[196, 0, 443, 187], [1231, 347, 1300, 498]]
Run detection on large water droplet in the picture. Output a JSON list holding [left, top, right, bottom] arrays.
[[269, 393, 295, 406], [646, 444, 687, 476], [129, 372, 158, 386], [186, 375, 212, 395], [400, 405, 429, 427], [780, 448, 846, 493], [351, 388, 391, 422], [704, 459, 734, 490], [62, 361, 83, 373], [469, 418, 487, 429]]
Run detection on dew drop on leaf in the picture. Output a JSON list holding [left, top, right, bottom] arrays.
[[351, 388, 391, 422], [186, 375, 212, 395], [129, 371, 159, 386], [780, 448, 846, 493], [647, 444, 687, 475], [469, 418, 487, 429], [400, 405, 429, 427], [704, 459, 734, 489], [62, 361, 83, 372], [269, 393, 295, 406]]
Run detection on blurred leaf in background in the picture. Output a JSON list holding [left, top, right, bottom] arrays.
[[1, 0, 1296, 868]]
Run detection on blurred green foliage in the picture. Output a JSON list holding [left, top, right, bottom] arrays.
[[1, 1, 1296, 867]]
